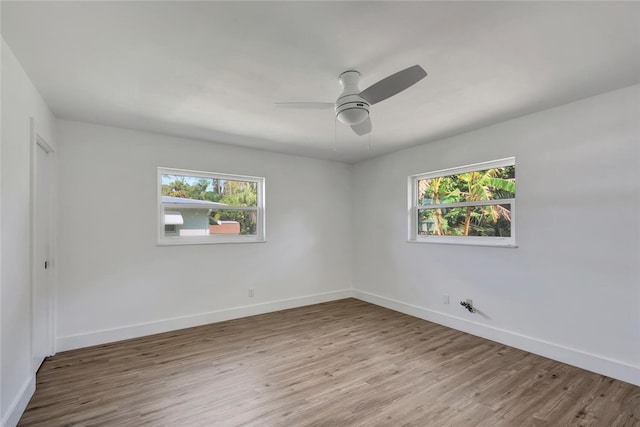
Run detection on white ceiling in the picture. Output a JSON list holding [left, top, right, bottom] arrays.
[[2, 1, 639, 163]]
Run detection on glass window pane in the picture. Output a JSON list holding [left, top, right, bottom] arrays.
[[161, 174, 257, 207], [418, 204, 512, 237], [418, 166, 515, 205], [158, 168, 265, 245]]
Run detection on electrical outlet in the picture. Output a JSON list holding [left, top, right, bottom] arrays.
[[443, 295, 450, 304], [248, 288, 254, 297]]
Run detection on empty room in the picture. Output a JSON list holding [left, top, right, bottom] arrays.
[[1, 1, 639, 426]]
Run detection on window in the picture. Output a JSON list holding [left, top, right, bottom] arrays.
[[158, 167, 265, 245], [408, 158, 515, 247]]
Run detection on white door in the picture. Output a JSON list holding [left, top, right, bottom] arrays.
[[33, 142, 51, 371]]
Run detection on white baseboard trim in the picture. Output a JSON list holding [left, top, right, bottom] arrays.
[[54, 288, 639, 386], [1, 375, 35, 427], [354, 290, 640, 387], [56, 289, 355, 352]]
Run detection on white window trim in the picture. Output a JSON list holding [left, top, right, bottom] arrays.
[[157, 167, 266, 245], [408, 157, 516, 247]]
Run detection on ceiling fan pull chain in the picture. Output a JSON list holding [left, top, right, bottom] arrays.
[[333, 115, 338, 152], [367, 132, 371, 151]]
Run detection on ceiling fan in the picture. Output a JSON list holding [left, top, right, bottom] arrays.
[[276, 65, 427, 136]]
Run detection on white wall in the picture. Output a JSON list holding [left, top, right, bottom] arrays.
[[352, 84, 640, 386], [1, 38, 57, 427], [55, 120, 353, 350]]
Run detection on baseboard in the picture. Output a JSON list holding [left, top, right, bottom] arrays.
[[354, 290, 640, 387], [1, 375, 35, 427], [56, 289, 355, 352], [54, 288, 639, 386]]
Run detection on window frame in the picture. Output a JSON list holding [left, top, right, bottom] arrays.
[[408, 157, 516, 247], [157, 167, 265, 246]]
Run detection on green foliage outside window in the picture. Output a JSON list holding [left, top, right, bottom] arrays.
[[418, 166, 515, 237]]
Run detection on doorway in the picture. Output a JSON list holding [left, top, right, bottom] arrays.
[[31, 118, 54, 372]]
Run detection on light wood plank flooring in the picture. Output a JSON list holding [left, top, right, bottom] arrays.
[[20, 298, 639, 426]]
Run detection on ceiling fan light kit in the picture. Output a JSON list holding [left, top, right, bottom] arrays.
[[335, 70, 370, 125], [276, 65, 427, 136]]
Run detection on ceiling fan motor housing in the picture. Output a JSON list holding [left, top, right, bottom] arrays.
[[335, 70, 370, 125]]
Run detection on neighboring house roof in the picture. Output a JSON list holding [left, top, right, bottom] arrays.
[[161, 196, 228, 209]]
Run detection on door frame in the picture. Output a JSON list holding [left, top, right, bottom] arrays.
[[30, 117, 56, 372]]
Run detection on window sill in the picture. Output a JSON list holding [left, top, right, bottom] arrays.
[[407, 239, 517, 248], [158, 238, 266, 246]]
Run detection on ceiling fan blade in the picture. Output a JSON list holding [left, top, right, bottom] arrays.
[[359, 65, 427, 105], [351, 117, 372, 136], [274, 102, 334, 110]]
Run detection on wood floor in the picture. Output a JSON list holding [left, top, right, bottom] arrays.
[[20, 298, 639, 426]]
